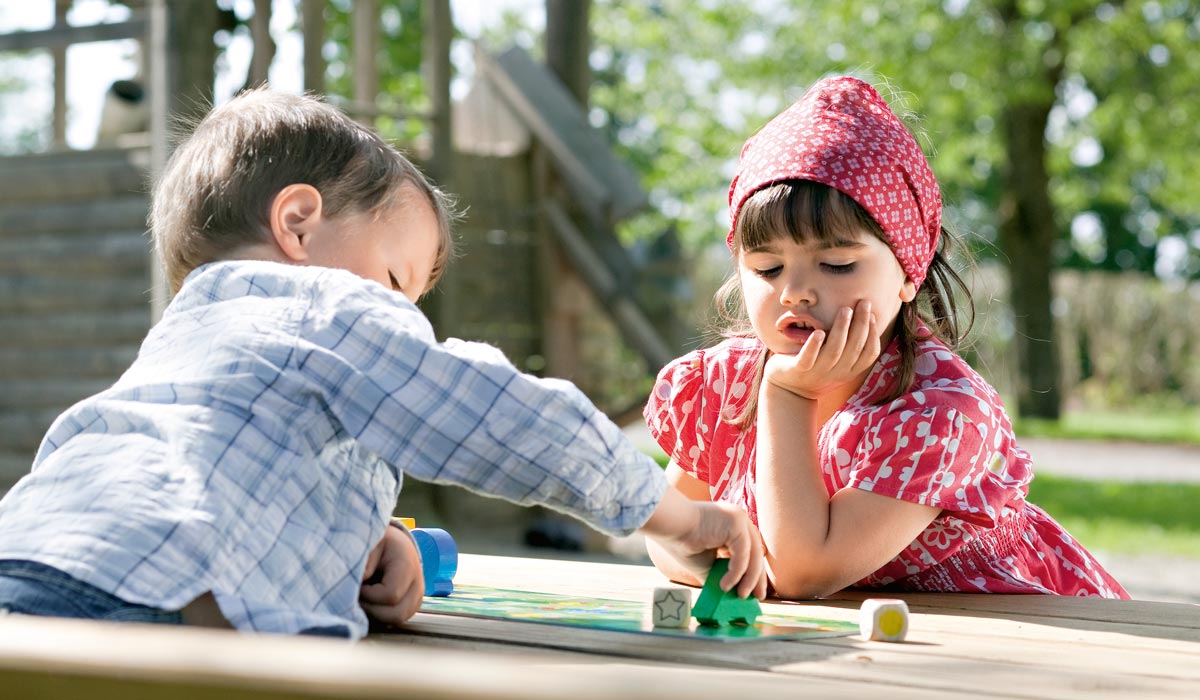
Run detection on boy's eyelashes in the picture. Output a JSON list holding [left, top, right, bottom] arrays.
[[387, 270, 404, 294]]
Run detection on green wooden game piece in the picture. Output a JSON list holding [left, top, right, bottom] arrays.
[[691, 558, 761, 627]]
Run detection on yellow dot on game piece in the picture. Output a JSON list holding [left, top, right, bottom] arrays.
[[879, 609, 904, 636], [394, 517, 417, 529], [859, 598, 909, 642]]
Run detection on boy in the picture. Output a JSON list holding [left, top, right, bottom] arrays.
[[0, 90, 766, 638]]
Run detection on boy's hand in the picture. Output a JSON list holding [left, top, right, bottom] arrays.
[[641, 488, 767, 600], [765, 299, 880, 400], [359, 525, 424, 626]]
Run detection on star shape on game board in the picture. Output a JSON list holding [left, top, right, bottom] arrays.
[[655, 590, 688, 623]]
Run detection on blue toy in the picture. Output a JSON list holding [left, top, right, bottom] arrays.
[[411, 527, 458, 597]]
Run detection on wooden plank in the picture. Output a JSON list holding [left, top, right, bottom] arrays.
[[443, 555, 1200, 650], [0, 345, 138, 380], [0, 196, 148, 236], [397, 612, 1197, 700], [0, 614, 954, 700], [0, 231, 149, 274], [0, 452, 32, 488], [52, 1, 69, 148], [770, 642, 1196, 699], [391, 560, 1200, 674], [245, 0, 273, 88], [0, 17, 146, 52], [0, 308, 150, 348], [545, 0, 591, 103], [301, 0, 325, 94], [0, 275, 149, 313], [0, 145, 148, 173], [390, 554, 1200, 699], [0, 159, 146, 204], [0, 408, 63, 453], [352, 0, 378, 116], [827, 590, 1200, 631], [375, 634, 969, 700], [542, 199, 673, 369], [422, 0, 453, 188], [478, 46, 647, 224], [147, 0, 172, 322], [0, 378, 116, 410], [805, 622, 1200, 678]]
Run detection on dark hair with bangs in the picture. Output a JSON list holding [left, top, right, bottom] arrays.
[[150, 88, 456, 294], [715, 180, 974, 429]]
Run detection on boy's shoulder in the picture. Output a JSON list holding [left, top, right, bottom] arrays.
[[174, 260, 405, 313]]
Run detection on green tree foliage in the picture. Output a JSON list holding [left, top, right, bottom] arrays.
[[586, 0, 1198, 272], [321, 0, 429, 144], [577, 0, 1200, 418]]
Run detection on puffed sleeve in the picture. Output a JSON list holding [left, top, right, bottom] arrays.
[[844, 390, 1026, 528], [643, 349, 711, 485]]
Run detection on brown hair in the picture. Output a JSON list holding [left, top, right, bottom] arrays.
[[149, 89, 455, 294], [715, 180, 974, 429]]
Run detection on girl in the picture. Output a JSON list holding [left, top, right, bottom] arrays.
[[644, 76, 1129, 599]]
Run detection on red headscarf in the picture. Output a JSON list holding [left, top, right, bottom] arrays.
[[727, 76, 942, 287]]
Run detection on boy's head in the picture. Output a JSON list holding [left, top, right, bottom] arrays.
[[150, 89, 453, 295]]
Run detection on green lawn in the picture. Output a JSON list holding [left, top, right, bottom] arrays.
[[1027, 474, 1200, 558], [1014, 404, 1200, 445], [1015, 402, 1200, 557]]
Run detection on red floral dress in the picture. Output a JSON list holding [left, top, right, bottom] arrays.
[[644, 332, 1129, 598]]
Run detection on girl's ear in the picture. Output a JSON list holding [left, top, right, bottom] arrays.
[[268, 184, 325, 262], [900, 276, 918, 303]]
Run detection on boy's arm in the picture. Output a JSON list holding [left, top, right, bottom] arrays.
[[325, 320, 666, 536], [641, 484, 767, 600], [314, 300, 763, 596], [645, 462, 721, 588]]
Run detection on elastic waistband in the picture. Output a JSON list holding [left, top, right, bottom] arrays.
[[899, 509, 1030, 590]]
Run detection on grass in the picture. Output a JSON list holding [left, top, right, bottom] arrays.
[[1024, 474, 1200, 558], [1013, 403, 1200, 446]]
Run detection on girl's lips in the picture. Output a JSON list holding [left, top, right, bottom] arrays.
[[776, 314, 822, 344], [779, 323, 815, 344]]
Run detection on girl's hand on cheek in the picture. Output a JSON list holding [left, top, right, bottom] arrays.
[[765, 299, 881, 399]]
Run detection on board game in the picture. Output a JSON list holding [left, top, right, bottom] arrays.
[[420, 584, 857, 642]]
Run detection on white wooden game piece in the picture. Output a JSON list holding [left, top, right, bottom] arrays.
[[859, 598, 909, 642], [651, 586, 693, 628]]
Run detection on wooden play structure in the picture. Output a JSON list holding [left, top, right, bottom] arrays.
[[0, 1, 683, 492]]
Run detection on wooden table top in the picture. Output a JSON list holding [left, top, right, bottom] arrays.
[[2, 552, 1198, 699]]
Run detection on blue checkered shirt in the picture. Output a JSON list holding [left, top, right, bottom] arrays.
[[0, 261, 666, 637]]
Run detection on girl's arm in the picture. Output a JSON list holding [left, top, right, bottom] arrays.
[[645, 462, 721, 587], [756, 300, 940, 599], [756, 385, 940, 599]]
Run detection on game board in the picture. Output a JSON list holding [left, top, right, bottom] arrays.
[[420, 584, 857, 642]]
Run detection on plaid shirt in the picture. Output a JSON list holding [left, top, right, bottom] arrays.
[[0, 261, 666, 637]]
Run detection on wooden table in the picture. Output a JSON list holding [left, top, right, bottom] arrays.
[[2, 553, 1198, 699]]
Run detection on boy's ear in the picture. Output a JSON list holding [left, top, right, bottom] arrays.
[[268, 184, 325, 262], [900, 277, 918, 303]]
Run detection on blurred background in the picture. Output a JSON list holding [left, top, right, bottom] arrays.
[[0, 0, 1196, 601]]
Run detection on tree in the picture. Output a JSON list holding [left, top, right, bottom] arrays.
[[578, 0, 1200, 419]]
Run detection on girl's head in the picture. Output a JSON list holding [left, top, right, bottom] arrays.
[[718, 77, 971, 405], [150, 89, 454, 295]]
